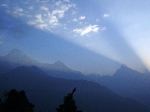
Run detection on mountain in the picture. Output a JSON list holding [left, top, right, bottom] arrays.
[[40, 60, 85, 80], [88, 65, 150, 107], [38, 60, 73, 72], [0, 49, 38, 74], [0, 66, 149, 112], [2, 49, 38, 65], [0, 49, 86, 80], [0, 49, 72, 71], [50, 60, 71, 71]]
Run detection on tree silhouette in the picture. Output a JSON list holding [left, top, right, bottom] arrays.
[[56, 88, 82, 112], [0, 89, 34, 112]]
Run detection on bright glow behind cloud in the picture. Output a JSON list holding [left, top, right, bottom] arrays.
[[108, 0, 150, 71], [122, 18, 150, 70]]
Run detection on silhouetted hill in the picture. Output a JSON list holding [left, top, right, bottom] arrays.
[[88, 65, 150, 107], [0, 66, 149, 112]]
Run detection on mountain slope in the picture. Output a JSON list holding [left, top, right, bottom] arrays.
[[0, 66, 149, 112]]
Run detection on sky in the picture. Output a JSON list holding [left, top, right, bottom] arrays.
[[0, 0, 150, 75]]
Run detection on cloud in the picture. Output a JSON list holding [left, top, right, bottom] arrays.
[[3, 0, 105, 38], [73, 25, 100, 36], [10, 7, 24, 16], [40, 6, 49, 11], [73, 16, 86, 22], [79, 16, 86, 20], [28, 0, 75, 30], [28, 14, 48, 30], [73, 18, 78, 22], [103, 13, 110, 18], [5, 0, 75, 31], [1, 4, 8, 7]]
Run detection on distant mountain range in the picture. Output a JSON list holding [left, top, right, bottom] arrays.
[[88, 65, 150, 107], [0, 49, 84, 79], [0, 49, 150, 112], [0, 66, 149, 112], [4, 49, 74, 71]]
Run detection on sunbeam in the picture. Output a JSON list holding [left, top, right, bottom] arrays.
[[0, 0, 149, 74]]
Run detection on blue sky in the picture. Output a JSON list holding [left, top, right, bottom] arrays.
[[0, 0, 149, 74]]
